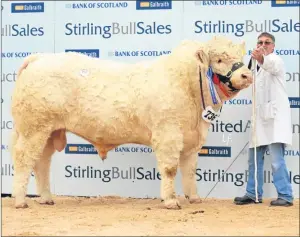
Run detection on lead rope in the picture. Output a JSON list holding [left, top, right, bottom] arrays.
[[251, 58, 259, 203], [204, 141, 249, 201]]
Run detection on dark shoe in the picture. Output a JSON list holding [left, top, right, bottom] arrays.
[[234, 195, 262, 205], [270, 198, 293, 207]]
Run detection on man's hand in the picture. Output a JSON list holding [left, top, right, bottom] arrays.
[[251, 47, 265, 65]]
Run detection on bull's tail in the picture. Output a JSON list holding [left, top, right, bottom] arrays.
[[9, 127, 19, 159], [17, 53, 41, 78]]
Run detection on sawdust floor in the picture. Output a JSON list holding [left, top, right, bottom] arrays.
[[1, 195, 299, 236]]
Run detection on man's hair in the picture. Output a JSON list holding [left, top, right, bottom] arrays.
[[257, 32, 275, 43]]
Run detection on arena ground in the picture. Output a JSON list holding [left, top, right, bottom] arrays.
[[2, 195, 299, 236]]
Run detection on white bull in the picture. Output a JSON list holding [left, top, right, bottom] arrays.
[[10, 36, 253, 209]]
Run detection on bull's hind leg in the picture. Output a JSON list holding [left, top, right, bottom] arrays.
[[33, 137, 55, 205], [10, 129, 19, 199], [12, 131, 50, 208], [152, 123, 183, 210], [180, 151, 202, 204]]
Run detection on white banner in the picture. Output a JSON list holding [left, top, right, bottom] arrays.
[[1, 0, 299, 200]]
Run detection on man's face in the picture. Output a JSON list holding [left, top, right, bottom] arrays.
[[256, 36, 275, 55]]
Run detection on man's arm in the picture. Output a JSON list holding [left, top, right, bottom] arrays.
[[259, 53, 284, 76], [251, 47, 284, 76]]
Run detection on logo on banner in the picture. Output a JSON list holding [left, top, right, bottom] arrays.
[[1, 121, 13, 130], [65, 49, 100, 58], [248, 49, 300, 56], [266, 148, 299, 157], [194, 18, 300, 37], [293, 123, 299, 134], [65, 144, 155, 154], [198, 146, 231, 157], [65, 2, 128, 9], [65, 22, 172, 38], [271, 0, 300, 7], [110, 50, 171, 57], [194, 0, 263, 6], [2, 24, 44, 37], [1, 52, 36, 58], [196, 168, 300, 186], [275, 49, 300, 56], [2, 71, 17, 83], [289, 97, 300, 108], [1, 144, 9, 151], [11, 2, 44, 13], [286, 71, 299, 82], [210, 120, 251, 133], [64, 165, 161, 181], [136, 0, 172, 10], [65, 144, 97, 154], [224, 99, 252, 105]]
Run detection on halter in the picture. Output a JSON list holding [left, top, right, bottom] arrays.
[[199, 61, 244, 111], [213, 62, 244, 92]]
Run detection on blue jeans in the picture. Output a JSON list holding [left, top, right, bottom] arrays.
[[246, 143, 293, 203]]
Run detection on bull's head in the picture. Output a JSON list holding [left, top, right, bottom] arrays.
[[196, 36, 253, 100]]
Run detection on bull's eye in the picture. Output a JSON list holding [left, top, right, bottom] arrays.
[[218, 59, 222, 63]]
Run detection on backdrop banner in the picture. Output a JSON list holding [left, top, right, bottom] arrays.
[[1, 0, 299, 200]]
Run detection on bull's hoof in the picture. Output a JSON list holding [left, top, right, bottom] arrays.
[[15, 203, 29, 209], [188, 195, 202, 204], [164, 199, 181, 210], [37, 199, 55, 205]]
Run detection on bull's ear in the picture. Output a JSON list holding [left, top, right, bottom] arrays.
[[240, 41, 246, 57], [195, 49, 209, 66]]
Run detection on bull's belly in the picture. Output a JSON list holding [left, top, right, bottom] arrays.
[[65, 119, 152, 156], [69, 125, 151, 160]]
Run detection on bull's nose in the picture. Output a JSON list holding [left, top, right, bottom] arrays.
[[241, 73, 253, 82], [240, 73, 253, 88], [241, 74, 248, 79]]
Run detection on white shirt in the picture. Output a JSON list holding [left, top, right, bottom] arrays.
[[249, 53, 293, 148]]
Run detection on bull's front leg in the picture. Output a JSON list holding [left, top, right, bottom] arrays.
[[152, 124, 183, 210], [157, 154, 180, 209], [180, 151, 202, 204]]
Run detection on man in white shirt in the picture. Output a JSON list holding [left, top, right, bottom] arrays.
[[234, 32, 294, 207]]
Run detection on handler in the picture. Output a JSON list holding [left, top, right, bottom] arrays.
[[234, 32, 294, 207]]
